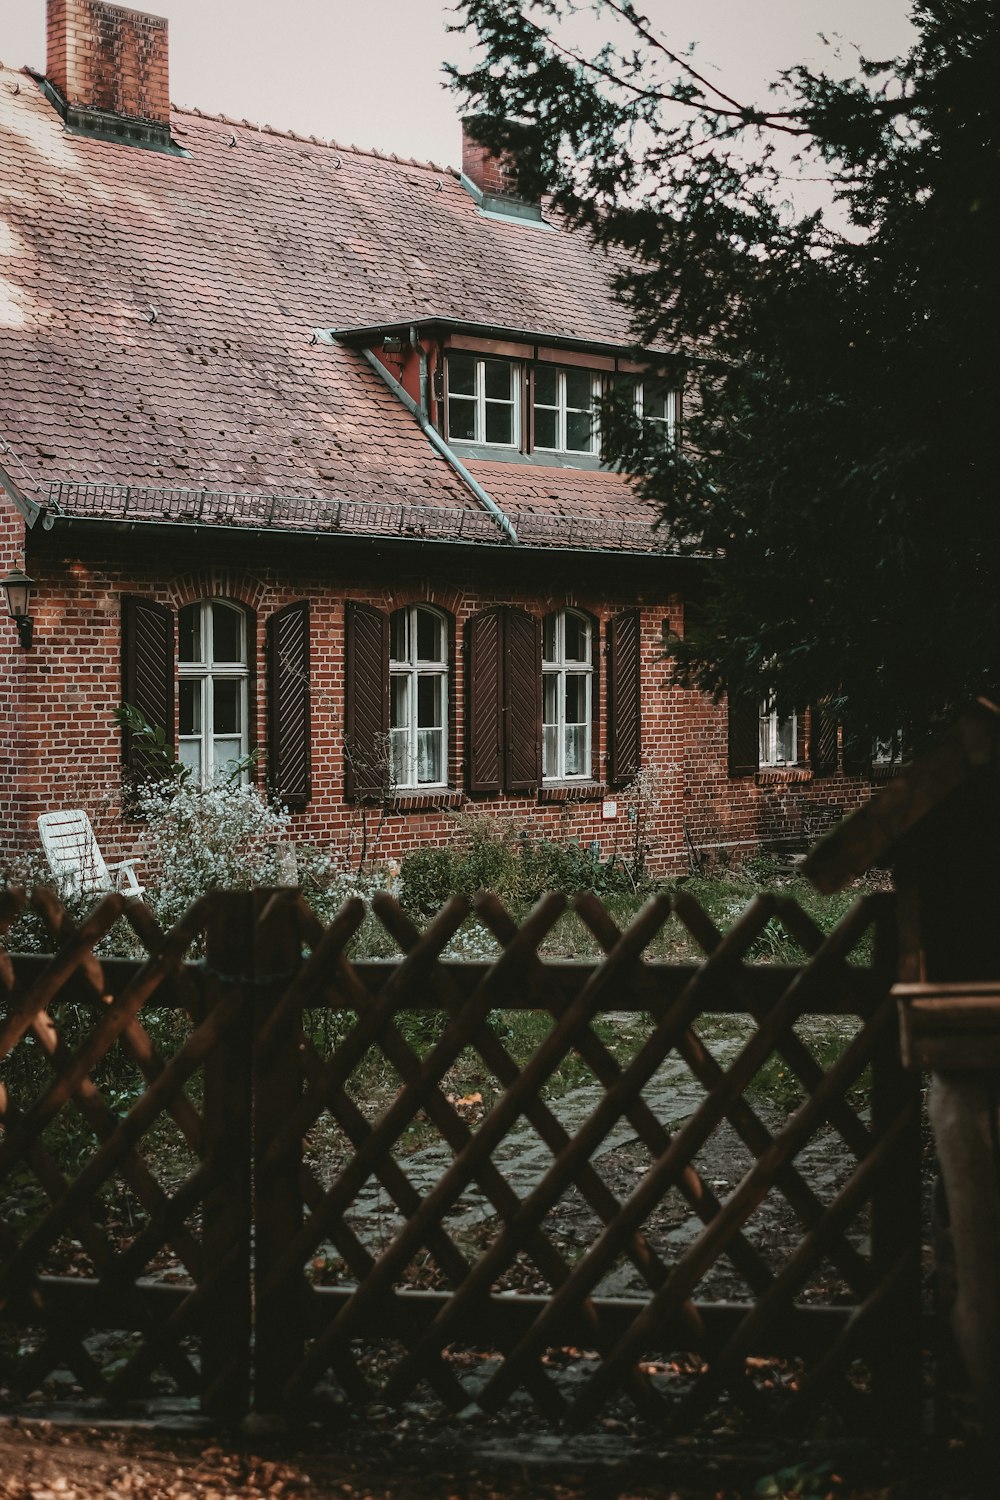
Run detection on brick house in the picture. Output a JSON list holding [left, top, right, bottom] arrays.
[[0, 1, 879, 879]]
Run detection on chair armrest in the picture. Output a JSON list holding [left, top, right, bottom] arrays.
[[108, 859, 145, 896]]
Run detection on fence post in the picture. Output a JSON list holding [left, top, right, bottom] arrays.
[[870, 899, 924, 1437], [200, 890, 255, 1419], [251, 887, 306, 1414]]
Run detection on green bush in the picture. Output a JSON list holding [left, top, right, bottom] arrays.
[[398, 814, 654, 917]]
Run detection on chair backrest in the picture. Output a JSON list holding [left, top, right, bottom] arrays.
[[37, 810, 112, 896]]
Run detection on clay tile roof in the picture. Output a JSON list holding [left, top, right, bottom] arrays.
[[0, 63, 679, 552]]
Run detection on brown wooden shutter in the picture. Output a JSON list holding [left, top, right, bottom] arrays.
[[809, 702, 839, 777], [607, 609, 641, 785], [121, 595, 174, 784], [344, 601, 389, 801], [466, 607, 503, 793], [727, 689, 758, 778], [267, 601, 311, 808], [503, 607, 541, 792]]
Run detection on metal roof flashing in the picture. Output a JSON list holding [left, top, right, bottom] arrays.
[[458, 171, 551, 229], [29, 71, 191, 158]]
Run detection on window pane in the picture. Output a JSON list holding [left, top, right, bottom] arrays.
[[483, 359, 512, 400], [645, 387, 670, 422], [533, 365, 556, 406], [534, 407, 557, 449], [542, 724, 558, 779], [565, 369, 593, 410], [564, 724, 586, 776], [178, 679, 200, 736], [390, 608, 409, 664], [566, 408, 594, 451], [542, 615, 557, 663], [778, 715, 796, 764], [417, 674, 442, 728], [448, 354, 476, 397], [448, 397, 476, 441], [390, 675, 410, 730], [213, 738, 243, 779], [563, 613, 588, 663], [390, 727, 409, 785], [417, 729, 443, 783], [212, 603, 242, 664], [415, 608, 443, 662], [179, 739, 202, 777], [543, 673, 559, 726], [484, 401, 513, 445], [564, 674, 588, 724], [178, 604, 200, 664], [213, 678, 241, 735]]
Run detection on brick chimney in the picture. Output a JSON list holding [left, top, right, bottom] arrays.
[[461, 116, 543, 222], [45, 1, 178, 150]]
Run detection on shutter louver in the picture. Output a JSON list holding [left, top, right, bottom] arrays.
[[466, 608, 503, 793], [121, 595, 174, 787], [727, 690, 759, 778], [344, 602, 389, 802], [809, 702, 839, 777], [268, 601, 311, 808], [503, 607, 541, 793], [607, 609, 641, 785]]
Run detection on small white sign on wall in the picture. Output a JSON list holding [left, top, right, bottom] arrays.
[[601, 798, 618, 821]]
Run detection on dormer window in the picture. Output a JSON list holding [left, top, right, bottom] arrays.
[[446, 354, 520, 447], [533, 366, 599, 455], [637, 382, 678, 444]]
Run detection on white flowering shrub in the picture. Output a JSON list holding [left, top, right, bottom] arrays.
[[138, 778, 290, 929]]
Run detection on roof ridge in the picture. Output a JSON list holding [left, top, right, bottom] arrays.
[[170, 101, 458, 176]]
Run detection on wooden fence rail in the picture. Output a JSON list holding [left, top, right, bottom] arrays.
[[0, 884, 924, 1434]]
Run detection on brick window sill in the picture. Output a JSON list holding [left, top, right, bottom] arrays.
[[755, 767, 813, 785], [389, 790, 465, 813], [538, 781, 607, 804]]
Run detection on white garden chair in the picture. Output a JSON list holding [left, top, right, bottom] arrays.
[[37, 810, 144, 899]]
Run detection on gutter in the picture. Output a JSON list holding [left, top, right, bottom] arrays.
[[34, 509, 702, 569], [351, 341, 520, 546], [327, 316, 694, 369]]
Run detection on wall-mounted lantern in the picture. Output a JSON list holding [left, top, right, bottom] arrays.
[[2, 569, 35, 648]]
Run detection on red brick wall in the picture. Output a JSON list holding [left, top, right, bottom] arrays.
[[47, 0, 170, 125], [0, 500, 28, 874], [0, 543, 874, 880]]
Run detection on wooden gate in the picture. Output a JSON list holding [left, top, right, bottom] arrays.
[[0, 883, 923, 1432]]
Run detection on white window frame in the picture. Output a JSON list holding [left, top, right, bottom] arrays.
[[389, 603, 449, 789], [178, 599, 250, 785], [758, 696, 798, 768], [542, 609, 593, 781], [635, 381, 678, 445], [446, 354, 521, 448], [533, 366, 601, 455]]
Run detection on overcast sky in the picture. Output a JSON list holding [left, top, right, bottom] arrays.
[[1, 1, 916, 169]]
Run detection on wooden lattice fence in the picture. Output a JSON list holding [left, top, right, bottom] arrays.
[[0, 884, 924, 1433]]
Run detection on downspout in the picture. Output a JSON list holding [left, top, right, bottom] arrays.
[[349, 342, 520, 546], [409, 324, 432, 423]]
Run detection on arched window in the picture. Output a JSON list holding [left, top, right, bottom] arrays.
[[178, 600, 249, 783], [389, 604, 448, 788], [542, 609, 593, 780]]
